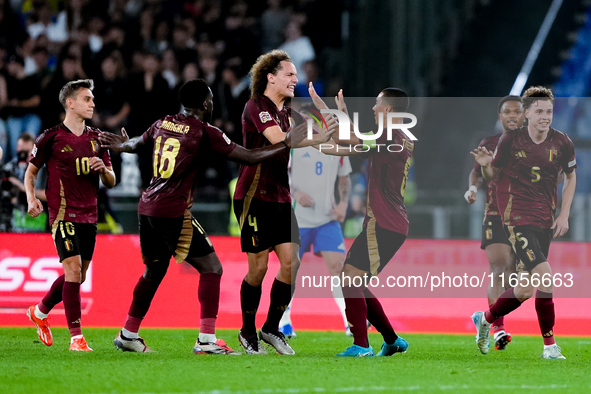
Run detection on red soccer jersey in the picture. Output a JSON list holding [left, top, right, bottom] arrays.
[[30, 124, 112, 225], [364, 129, 415, 236], [234, 95, 303, 203], [491, 126, 577, 228], [138, 113, 236, 218], [473, 133, 503, 217]]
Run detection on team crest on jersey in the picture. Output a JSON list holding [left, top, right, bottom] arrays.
[[526, 249, 536, 262], [64, 239, 73, 251], [90, 140, 99, 152], [548, 148, 557, 162], [259, 111, 273, 123]]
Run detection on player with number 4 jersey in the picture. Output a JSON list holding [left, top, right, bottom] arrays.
[[99, 79, 305, 355]]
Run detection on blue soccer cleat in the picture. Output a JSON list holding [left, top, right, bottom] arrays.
[[376, 337, 408, 356], [335, 344, 375, 357]]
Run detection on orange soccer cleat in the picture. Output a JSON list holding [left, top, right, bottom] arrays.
[[70, 336, 93, 351], [26, 305, 53, 346]]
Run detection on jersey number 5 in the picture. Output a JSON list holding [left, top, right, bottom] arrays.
[[531, 166, 541, 183], [153, 136, 180, 179]]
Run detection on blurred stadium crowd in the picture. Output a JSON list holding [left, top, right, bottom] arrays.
[[0, 0, 364, 233]]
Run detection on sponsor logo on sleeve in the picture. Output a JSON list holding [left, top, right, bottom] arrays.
[[568, 159, 576, 168], [222, 133, 232, 145], [259, 111, 272, 123], [32, 145, 37, 157]]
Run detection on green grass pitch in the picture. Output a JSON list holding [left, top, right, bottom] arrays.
[[1, 327, 590, 393]]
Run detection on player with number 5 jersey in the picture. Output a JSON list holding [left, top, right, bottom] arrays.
[[471, 86, 577, 360], [99, 79, 305, 355]]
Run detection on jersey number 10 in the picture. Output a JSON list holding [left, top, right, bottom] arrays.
[[75, 157, 90, 175]]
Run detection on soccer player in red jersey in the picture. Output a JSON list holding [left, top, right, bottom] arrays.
[[99, 79, 305, 354], [308, 85, 414, 357], [464, 96, 524, 350], [25, 79, 116, 351], [471, 86, 577, 359], [234, 50, 332, 355]]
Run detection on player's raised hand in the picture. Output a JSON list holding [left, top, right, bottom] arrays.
[[335, 89, 348, 115], [309, 82, 329, 110], [294, 191, 314, 207], [27, 197, 44, 218], [470, 146, 493, 167], [551, 214, 569, 238], [99, 127, 129, 151], [89, 157, 107, 173]]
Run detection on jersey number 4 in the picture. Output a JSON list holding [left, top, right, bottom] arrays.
[[153, 136, 180, 179]]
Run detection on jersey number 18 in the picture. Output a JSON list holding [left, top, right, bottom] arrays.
[[153, 136, 180, 179]]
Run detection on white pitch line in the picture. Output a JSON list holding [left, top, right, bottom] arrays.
[[131, 383, 571, 394]]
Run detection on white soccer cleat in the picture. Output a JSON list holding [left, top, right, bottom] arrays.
[[542, 344, 566, 360], [259, 329, 295, 355], [471, 311, 491, 354], [114, 332, 154, 353], [194, 339, 241, 355], [493, 330, 512, 350], [238, 331, 267, 355]]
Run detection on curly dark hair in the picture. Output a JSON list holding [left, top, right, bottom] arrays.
[[522, 86, 554, 110], [249, 50, 292, 98]]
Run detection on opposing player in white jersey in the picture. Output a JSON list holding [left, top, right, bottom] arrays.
[[279, 145, 352, 336]]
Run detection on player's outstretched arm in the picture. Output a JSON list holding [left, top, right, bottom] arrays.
[[470, 146, 498, 180], [552, 170, 576, 238], [226, 123, 305, 165], [98, 128, 144, 153], [227, 142, 289, 165], [24, 163, 44, 218]]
